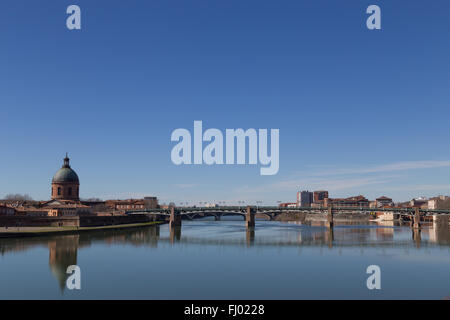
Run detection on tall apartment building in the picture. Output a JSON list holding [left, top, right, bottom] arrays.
[[297, 190, 313, 207]]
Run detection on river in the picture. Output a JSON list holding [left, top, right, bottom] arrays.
[[0, 217, 449, 299]]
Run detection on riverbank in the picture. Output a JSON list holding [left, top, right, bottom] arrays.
[[0, 221, 165, 238]]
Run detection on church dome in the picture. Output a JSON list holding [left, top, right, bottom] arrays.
[[52, 154, 79, 183]]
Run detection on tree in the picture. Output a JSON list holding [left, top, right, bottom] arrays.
[[3, 193, 33, 201]]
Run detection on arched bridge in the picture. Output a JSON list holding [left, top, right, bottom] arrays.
[[125, 205, 450, 221]]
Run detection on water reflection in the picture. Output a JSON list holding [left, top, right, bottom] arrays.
[[412, 229, 422, 248], [48, 235, 79, 291], [0, 219, 449, 295], [0, 226, 161, 293], [170, 226, 181, 244], [246, 228, 255, 246]]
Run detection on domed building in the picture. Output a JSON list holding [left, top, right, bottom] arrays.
[[51, 154, 80, 201]]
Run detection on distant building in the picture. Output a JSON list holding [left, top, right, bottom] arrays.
[[313, 190, 329, 203], [106, 199, 145, 210], [428, 199, 439, 210], [427, 196, 449, 210], [15, 207, 50, 216], [297, 191, 313, 207], [279, 202, 297, 208], [376, 196, 393, 208], [16, 200, 92, 217], [410, 198, 428, 208], [144, 197, 158, 209], [105, 197, 159, 211], [324, 195, 369, 208], [45, 203, 92, 216]]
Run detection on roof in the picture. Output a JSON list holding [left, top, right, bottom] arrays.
[[53, 167, 79, 183], [52, 155, 79, 183], [40, 199, 80, 206]]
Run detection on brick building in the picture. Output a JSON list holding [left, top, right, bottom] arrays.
[[51, 154, 80, 201], [376, 196, 393, 207], [324, 195, 369, 208], [106, 197, 159, 211], [313, 190, 329, 203]]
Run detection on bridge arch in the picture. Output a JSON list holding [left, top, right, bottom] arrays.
[[256, 212, 273, 221], [219, 211, 246, 220]]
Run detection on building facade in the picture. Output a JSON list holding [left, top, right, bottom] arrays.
[[313, 190, 329, 203], [279, 202, 297, 208], [324, 195, 369, 208], [105, 197, 159, 211], [376, 196, 393, 208], [0, 205, 15, 216]]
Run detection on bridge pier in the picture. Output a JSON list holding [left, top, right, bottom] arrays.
[[215, 215, 221, 221], [169, 207, 182, 228], [326, 206, 334, 228], [246, 206, 255, 228], [413, 208, 421, 229]]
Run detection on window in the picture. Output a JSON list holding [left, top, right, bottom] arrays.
[[68, 187, 72, 196], [57, 187, 61, 195]]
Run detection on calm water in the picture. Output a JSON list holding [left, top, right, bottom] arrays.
[[0, 217, 449, 299]]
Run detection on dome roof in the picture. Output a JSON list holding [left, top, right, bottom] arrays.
[[52, 167, 79, 183], [52, 154, 79, 183]]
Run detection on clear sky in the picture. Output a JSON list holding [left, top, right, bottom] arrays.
[[1, 0, 450, 205]]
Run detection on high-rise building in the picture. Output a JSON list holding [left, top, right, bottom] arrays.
[[144, 197, 159, 209], [297, 190, 313, 207]]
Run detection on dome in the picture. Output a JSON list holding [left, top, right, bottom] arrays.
[[52, 167, 79, 183], [52, 154, 79, 183]]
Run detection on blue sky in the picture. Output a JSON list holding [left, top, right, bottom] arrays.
[[1, 0, 450, 204]]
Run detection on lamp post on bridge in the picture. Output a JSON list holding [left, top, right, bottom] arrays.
[[256, 201, 262, 210]]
